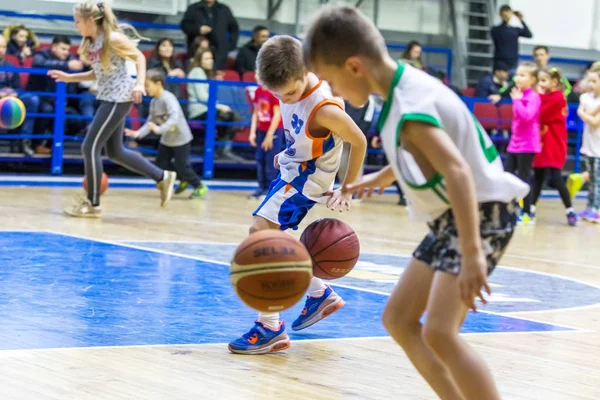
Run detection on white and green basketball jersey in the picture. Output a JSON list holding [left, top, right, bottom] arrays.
[[379, 62, 529, 222]]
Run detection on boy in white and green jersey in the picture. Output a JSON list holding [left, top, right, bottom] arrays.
[[304, 5, 529, 400]]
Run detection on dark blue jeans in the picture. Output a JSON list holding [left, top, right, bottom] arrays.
[[256, 128, 285, 191]]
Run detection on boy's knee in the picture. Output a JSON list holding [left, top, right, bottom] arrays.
[[422, 320, 456, 356], [382, 303, 419, 341]]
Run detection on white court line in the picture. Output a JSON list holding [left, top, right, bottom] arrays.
[[0, 330, 591, 355], [503, 253, 600, 271], [471, 342, 600, 374], [116, 239, 600, 317], [0, 230, 579, 338]]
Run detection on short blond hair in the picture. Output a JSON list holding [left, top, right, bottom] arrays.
[[303, 5, 387, 69], [256, 35, 305, 89]]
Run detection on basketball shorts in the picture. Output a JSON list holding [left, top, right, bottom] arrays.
[[413, 201, 519, 276], [253, 177, 317, 231]]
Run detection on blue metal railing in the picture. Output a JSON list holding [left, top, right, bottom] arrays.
[[0, 9, 454, 79], [0, 65, 586, 177]]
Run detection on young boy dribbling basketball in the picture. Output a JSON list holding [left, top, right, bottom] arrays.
[[304, 6, 529, 399], [228, 35, 367, 355]]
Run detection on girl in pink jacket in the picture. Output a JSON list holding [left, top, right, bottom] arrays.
[[505, 62, 541, 224]]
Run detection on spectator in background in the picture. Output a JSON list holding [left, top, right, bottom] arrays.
[[0, 35, 20, 97], [400, 40, 424, 70], [491, 5, 532, 72], [3, 24, 39, 63], [235, 25, 269, 77], [25, 35, 88, 154], [188, 35, 211, 66], [533, 45, 572, 97], [147, 38, 186, 103], [180, 0, 239, 70], [476, 61, 510, 101], [187, 48, 242, 161]]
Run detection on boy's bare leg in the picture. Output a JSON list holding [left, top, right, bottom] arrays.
[[249, 215, 280, 234], [422, 272, 501, 400], [383, 258, 464, 400]]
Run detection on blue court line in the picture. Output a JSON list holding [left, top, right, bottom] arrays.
[[0, 231, 573, 351]]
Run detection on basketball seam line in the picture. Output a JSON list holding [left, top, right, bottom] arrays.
[[230, 264, 312, 275], [313, 256, 360, 263], [305, 218, 332, 250], [236, 285, 307, 301], [310, 231, 357, 259]]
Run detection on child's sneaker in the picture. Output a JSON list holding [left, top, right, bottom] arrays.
[[64, 196, 101, 218], [157, 171, 177, 207], [517, 211, 532, 225], [585, 210, 600, 223], [577, 209, 591, 220], [228, 321, 290, 355], [189, 185, 208, 199], [567, 210, 577, 226], [291, 286, 345, 331], [175, 181, 189, 195], [567, 173, 584, 199]]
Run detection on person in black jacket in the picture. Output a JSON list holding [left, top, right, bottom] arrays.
[[26, 35, 89, 153], [180, 0, 239, 70], [235, 25, 269, 76], [491, 5, 532, 72], [475, 61, 510, 100]]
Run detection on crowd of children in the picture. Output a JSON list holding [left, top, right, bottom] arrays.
[[503, 59, 600, 226]]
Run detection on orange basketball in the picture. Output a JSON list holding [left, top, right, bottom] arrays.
[[82, 173, 109, 195], [300, 218, 360, 280], [230, 230, 313, 312]]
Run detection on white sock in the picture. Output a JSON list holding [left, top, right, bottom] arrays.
[[307, 277, 327, 298], [530, 205, 536, 214], [258, 312, 280, 328], [566, 207, 574, 215]]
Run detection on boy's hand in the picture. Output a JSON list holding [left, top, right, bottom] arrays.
[[458, 251, 491, 312], [274, 153, 280, 169], [371, 136, 381, 148], [488, 94, 501, 104], [124, 128, 138, 138], [344, 169, 392, 199], [147, 122, 159, 133], [261, 135, 274, 151], [324, 188, 353, 212], [249, 131, 257, 147]]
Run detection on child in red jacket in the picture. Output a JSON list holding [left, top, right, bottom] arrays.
[[531, 67, 577, 226]]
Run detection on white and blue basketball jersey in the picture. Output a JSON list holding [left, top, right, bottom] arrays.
[[277, 78, 345, 202]]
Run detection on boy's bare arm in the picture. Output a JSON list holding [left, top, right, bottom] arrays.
[[404, 120, 490, 310], [314, 104, 367, 188], [403, 120, 482, 256]]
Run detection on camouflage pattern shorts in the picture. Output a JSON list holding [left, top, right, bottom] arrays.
[[413, 201, 519, 276]]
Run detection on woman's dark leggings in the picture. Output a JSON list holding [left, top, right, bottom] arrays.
[[82, 101, 164, 206], [504, 152, 535, 213], [531, 167, 572, 209]]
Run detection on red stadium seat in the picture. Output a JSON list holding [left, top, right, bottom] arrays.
[[461, 87, 475, 97], [220, 69, 241, 81], [242, 71, 256, 83], [473, 103, 499, 131], [498, 104, 513, 131]]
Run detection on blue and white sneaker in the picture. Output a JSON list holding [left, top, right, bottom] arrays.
[[228, 321, 290, 355], [292, 286, 345, 331]]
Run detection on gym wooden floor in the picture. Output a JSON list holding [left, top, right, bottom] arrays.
[[0, 182, 599, 400]]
